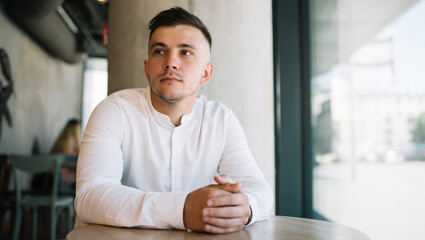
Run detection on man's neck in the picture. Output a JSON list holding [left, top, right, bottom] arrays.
[[150, 91, 197, 127]]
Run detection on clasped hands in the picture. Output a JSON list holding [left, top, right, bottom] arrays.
[[183, 174, 251, 234]]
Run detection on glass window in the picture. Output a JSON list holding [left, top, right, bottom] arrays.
[[82, 58, 108, 132], [310, 0, 425, 239]]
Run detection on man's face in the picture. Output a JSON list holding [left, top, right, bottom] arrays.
[[144, 25, 213, 104]]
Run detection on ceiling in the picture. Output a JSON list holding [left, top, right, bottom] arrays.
[[61, 0, 109, 58], [2, 0, 109, 63]]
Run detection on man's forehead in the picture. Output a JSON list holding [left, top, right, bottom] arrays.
[[149, 25, 209, 48]]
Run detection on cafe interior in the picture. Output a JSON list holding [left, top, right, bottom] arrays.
[[1, 0, 424, 239]]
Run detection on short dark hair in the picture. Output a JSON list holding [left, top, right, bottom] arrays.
[[148, 7, 212, 49]]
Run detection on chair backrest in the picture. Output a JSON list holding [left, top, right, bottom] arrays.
[[62, 155, 78, 163], [57, 154, 77, 196], [0, 154, 12, 196], [12, 155, 64, 202]]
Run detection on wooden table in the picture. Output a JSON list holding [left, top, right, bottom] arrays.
[[66, 216, 370, 240]]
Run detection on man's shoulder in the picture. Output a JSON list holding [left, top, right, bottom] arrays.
[[94, 88, 150, 115], [197, 95, 233, 118], [109, 88, 148, 99], [106, 88, 149, 105]]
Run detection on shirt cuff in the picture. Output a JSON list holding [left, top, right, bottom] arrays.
[[154, 191, 189, 229], [244, 193, 260, 226]]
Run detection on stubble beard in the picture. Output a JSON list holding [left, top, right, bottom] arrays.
[[152, 87, 183, 104], [150, 72, 200, 105], [151, 84, 200, 105]]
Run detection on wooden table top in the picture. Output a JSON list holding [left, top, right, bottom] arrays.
[[67, 215, 370, 240]]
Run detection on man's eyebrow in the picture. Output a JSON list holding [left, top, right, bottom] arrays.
[[178, 43, 197, 50], [149, 42, 197, 51], [149, 42, 167, 51]]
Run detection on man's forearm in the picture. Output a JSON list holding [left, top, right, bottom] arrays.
[[75, 181, 189, 229]]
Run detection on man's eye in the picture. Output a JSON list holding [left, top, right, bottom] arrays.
[[181, 50, 192, 56], [153, 49, 165, 55]]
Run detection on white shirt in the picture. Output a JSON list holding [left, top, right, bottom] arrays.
[[75, 87, 273, 229]]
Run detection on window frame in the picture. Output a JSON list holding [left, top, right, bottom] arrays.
[[273, 0, 313, 218]]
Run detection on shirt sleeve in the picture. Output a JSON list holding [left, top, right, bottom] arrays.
[[218, 111, 273, 225], [74, 96, 188, 229]]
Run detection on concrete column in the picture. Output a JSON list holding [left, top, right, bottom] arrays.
[[107, 0, 188, 94], [107, 0, 275, 212], [194, 0, 275, 207]]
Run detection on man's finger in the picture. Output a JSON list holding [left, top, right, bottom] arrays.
[[207, 182, 241, 193], [203, 205, 250, 219], [206, 192, 248, 207], [217, 182, 241, 193], [203, 215, 248, 228], [204, 224, 244, 234], [214, 174, 236, 184]]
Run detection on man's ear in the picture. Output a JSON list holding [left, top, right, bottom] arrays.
[[200, 63, 214, 85], [144, 60, 149, 79]]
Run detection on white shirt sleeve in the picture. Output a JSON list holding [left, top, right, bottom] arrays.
[[74, 97, 188, 229], [218, 111, 273, 224]]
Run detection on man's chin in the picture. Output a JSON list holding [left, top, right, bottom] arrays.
[[160, 96, 182, 104], [154, 91, 183, 104]]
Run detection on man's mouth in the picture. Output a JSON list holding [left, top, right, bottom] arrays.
[[160, 76, 181, 83], [159, 71, 183, 83]]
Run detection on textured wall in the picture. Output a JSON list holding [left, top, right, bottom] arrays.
[[108, 0, 187, 94], [0, 5, 83, 154], [108, 0, 275, 211], [193, 0, 275, 202]]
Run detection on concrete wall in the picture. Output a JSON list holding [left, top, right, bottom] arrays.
[[194, 1, 275, 204], [108, 0, 275, 211], [0, 5, 83, 154]]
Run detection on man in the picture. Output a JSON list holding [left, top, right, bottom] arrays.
[[75, 7, 272, 234]]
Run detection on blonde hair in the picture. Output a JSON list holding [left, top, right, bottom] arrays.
[[51, 119, 82, 156]]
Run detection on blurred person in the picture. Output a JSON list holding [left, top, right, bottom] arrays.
[[51, 119, 82, 156], [31, 119, 81, 191], [51, 119, 81, 183], [75, 7, 272, 234]]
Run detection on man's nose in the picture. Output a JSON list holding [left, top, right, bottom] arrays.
[[163, 53, 179, 70]]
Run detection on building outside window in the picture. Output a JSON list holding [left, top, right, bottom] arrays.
[[310, 0, 425, 239]]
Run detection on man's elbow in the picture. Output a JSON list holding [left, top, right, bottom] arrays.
[[73, 185, 96, 225]]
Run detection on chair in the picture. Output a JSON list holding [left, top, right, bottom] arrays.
[[58, 155, 78, 197], [0, 154, 14, 238], [12, 155, 74, 240]]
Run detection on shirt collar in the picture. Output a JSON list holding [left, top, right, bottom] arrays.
[[145, 87, 201, 129]]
